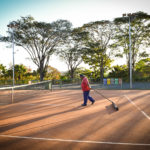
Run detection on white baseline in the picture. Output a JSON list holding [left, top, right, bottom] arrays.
[[0, 134, 150, 146]]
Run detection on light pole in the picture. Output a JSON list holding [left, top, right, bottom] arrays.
[[7, 23, 18, 87], [122, 13, 136, 89], [7, 22, 19, 103]]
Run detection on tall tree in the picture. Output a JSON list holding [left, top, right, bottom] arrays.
[[58, 28, 87, 79], [113, 11, 150, 80], [81, 20, 114, 82], [1, 16, 72, 81]]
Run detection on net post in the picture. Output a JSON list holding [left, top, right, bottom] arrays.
[[49, 81, 52, 91]]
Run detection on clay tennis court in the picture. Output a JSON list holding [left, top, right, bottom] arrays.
[[0, 89, 150, 150]]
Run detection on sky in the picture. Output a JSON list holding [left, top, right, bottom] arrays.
[[0, 0, 150, 72]]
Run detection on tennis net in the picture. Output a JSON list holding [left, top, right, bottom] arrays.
[[0, 80, 52, 105]]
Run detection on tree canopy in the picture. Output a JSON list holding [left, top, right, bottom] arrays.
[[1, 16, 72, 81], [113, 11, 150, 77], [0, 11, 150, 83], [81, 20, 115, 82]]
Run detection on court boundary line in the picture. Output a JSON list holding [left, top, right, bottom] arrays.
[[15, 103, 72, 106], [124, 95, 150, 120], [0, 134, 150, 146]]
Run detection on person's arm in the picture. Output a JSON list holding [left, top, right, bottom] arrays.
[[87, 82, 91, 89], [86, 79, 91, 89]]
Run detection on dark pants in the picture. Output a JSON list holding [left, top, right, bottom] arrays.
[[83, 91, 95, 105]]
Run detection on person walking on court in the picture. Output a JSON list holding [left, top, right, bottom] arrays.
[[80, 74, 95, 106]]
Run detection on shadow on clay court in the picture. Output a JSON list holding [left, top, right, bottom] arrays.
[[0, 103, 92, 134]]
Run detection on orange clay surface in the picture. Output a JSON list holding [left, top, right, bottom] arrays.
[[0, 90, 150, 150]]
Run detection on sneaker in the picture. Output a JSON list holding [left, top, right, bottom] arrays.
[[81, 104, 87, 106], [91, 100, 95, 105]]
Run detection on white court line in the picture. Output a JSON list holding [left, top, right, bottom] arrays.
[[16, 103, 76, 107], [19, 103, 66, 106], [0, 103, 64, 106], [0, 134, 150, 146], [124, 95, 150, 120]]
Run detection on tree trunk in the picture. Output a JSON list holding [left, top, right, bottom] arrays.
[[39, 62, 45, 81], [40, 71, 44, 81], [70, 69, 74, 79]]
